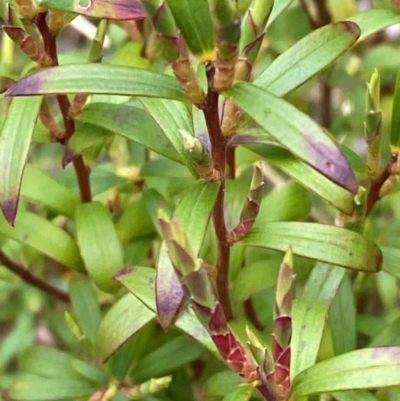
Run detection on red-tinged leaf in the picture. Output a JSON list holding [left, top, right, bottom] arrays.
[[40, 0, 146, 20], [228, 83, 358, 194], [0, 96, 42, 225]]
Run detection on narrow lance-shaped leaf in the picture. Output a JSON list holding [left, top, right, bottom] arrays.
[[266, 0, 295, 28], [244, 222, 382, 272], [140, 98, 198, 176], [272, 249, 294, 400], [254, 22, 360, 97], [0, 210, 84, 271], [0, 96, 42, 225], [95, 294, 155, 361], [291, 347, 400, 397], [141, 0, 178, 61], [390, 68, 400, 152], [76, 103, 182, 163], [291, 264, 346, 379], [75, 202, 124, 293], [349, 8, 400, 42], [365, 69, 382, 181], [228, 165, 263, 243], [234, 137, 354, 215], [166, 0, 215, 61], [228, 82, 358, 194], [6, 65, 187, 101], [39, 0, 146, 20], [240, 0, 273, 64]]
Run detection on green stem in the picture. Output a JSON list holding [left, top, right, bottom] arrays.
[[203, 63, 233, 321]]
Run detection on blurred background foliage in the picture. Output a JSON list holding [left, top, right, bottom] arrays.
[[1, 0, 400, 400]]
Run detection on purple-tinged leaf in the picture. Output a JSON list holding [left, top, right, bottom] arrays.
[[156, 243, 185, 329], [114, 266, 217, 354], [235, 137, 354, 214], [228, 83, 358, 194], [40, 0, 146, 20], [6, 65, 187, 102], [0, 96, 42, 225]]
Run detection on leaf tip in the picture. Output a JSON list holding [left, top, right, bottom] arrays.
[[1, 197, 19, 226], [114, 266, 135, 281]]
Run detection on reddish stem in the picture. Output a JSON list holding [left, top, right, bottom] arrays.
[[366, 154, 398, 215], [36, 11, 92, 203], [203, 63, 233, 321], [0, 251, 70, 303]]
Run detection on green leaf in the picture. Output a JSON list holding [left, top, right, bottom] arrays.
[[255, 22, 360, 96], [0, 211, 84, 271], [244, 222, 382, 272], [381, 246, 400, 279], [228, 83, 358, 194], [69, 276, 102, 343], [40, 0, 146, 20], [141, 98, 197, 175], [69, 122, 111, 157], [266, 0, 295, 28], [21, 164, 80, 219], [174, 180, 220, 256], [254, 182, 311, 227], [10, 375, 97, 401], [349, 8, 400, 42], [332, 390, 379, 401], [75, 201, 124, 293], [19, 346, 105, 384], [166, 0, 215, 60], [222, 383, 255, 401], [116, 196, 154, 242], [130, 335, 205, 383], [391, 69, 400, 151], [329, 273, 356, 355], [0, 96, 42, 225], [7, 65, 187, 101], [291, 264, 346, 379], [292, 347, 400, 397], [95, 293, 155, 361], [77, 103, 183, 164], [243, 141, 354, 214]]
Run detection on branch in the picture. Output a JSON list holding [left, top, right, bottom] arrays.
[[0, 251, 70, 303], [36, 12, 92, 203], [203, 63, 233, 321], [366, 153, 398, 215]]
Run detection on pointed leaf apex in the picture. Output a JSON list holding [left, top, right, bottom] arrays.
[[1, 197, 19, 226], [283, 247, 293, 268]]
